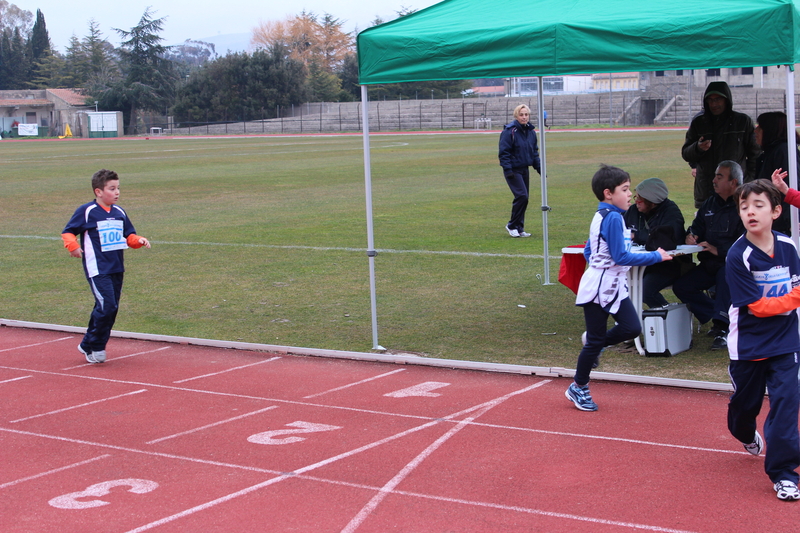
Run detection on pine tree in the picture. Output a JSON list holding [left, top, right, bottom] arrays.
[[94, 8, 177, 133], [26, 9, 51, 84]]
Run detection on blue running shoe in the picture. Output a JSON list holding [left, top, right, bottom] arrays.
[[566, 382, 598, 411]]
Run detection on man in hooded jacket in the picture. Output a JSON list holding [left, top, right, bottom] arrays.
[[681, 81, 760, 209]]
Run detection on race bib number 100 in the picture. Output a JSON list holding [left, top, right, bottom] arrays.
[[97, 220, 128, 252]]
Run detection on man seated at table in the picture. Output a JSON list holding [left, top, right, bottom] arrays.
[[624, 177, 687, 308], [672, 160, 745, 350]]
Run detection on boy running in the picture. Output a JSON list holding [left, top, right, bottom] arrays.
[[726, 178, 800, 501], [62, 169, 150, 364], [567, 165, 671, 411]]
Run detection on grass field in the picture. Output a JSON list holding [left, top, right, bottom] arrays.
[[0, 129, 733, 382]]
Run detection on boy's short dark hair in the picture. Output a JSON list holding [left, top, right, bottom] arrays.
[[92, 169, 119, 192], [735, 178, 783, 209], [591, 164, 630, 201]]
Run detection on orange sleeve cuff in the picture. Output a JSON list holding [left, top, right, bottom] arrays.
[[61, 233, 80, 252], [748, 286, 800, 317], [126, 234, 144, 248]]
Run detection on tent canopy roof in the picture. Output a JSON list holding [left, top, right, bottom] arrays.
[[357, 0, 800, 85]]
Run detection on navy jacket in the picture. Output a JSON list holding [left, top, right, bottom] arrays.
[[687, 192, 744, 269], [498, 120, 540, 174]]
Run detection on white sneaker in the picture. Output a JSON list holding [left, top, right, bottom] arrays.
[[505, 225, 520, 238], [91, 350, 107, 363], [518, 231, 531, 237], [78, 344, 98, 364], [774, 480, 800, 501], [744, 430, 763, 456]]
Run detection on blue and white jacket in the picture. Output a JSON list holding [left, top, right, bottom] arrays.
[[576, 202, 663, 313]]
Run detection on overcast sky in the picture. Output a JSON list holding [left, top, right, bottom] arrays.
[[14, 0, 442, 52]]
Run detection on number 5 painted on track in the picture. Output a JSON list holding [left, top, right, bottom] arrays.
[[247, 421, 342, 445], [49, 479, 158, 509]]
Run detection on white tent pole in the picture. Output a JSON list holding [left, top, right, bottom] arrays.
[[360, 85, 384, 350], [786, 66, 798, 249], [537, 77, 552, 284]]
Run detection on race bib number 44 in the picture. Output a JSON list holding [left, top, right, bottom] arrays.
[[97, 220, 128, 252]]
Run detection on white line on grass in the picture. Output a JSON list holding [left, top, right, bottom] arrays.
[[0, 454, 112, 489], [9, 389, 148, 423], [0, 235, 548, 259]]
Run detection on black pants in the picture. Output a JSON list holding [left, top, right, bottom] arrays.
[[504, 167, 529, 231]]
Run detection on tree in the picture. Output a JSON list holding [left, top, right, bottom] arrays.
[[26, 9, 51, 85], [251, 11, 353, 74], [94, 8, 177, 133], [172, 45, 307, 123], [28, 48, 67, 88], [0, 1, 33, 36], [0, 27, 29, 89]]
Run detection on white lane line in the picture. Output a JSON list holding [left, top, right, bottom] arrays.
[[9, 389, 148, 423], [173, 357, 281, 384], [0, 426, 284, 474], [0, 235, 547, 259], [389, 490, 697, 533], [0, 336, 74, 353], [122, 381, 550, 533], [0, 376, 32, 385], [341, 381, 548, 533], [303, 369, 406, 399], [146, 406, 279, 444], [0, 455, 112, 489], [62, 347, 172, 370], [468, 421, 746, 455], [0, 363, 750, 455]]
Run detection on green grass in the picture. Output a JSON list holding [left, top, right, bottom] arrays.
[[0, 131, 730, 382]]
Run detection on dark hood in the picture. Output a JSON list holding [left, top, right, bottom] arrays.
[[703, 81, 733, 114]]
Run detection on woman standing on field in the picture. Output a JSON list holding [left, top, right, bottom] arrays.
[[498, 104, 541, 238]]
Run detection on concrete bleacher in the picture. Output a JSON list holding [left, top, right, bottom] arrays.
[[166, 89, 797, 136]]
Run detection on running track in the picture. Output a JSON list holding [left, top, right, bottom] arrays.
[[1, 324, 799, 532]]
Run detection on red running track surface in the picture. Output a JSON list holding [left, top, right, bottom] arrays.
[[1, 326, 798, 532]]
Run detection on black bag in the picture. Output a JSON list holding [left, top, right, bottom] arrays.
[[645, 225, 678, 251]]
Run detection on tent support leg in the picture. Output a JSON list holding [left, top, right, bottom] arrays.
[[361, 85, 384, 351], [787, 67, 798, 249], [537, 77, 553, 285]]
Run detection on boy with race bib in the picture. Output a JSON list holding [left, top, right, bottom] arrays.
[[726, 178, 800, 501], [61, 169, 150, 364]]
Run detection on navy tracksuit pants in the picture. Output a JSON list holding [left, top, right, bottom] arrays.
[[82, 273, 124, 352], [728, 352, 800, 484]]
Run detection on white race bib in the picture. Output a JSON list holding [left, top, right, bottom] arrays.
[[753, 266, 792, 315], [97, 220, 128, 252]]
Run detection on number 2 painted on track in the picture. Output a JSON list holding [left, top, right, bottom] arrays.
[[49, 479, 158, 509], [247, 421, 342, 445]]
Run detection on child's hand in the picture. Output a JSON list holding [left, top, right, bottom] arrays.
[[772, 168, 789, 194], [138, 237, 151, 249], [656, 248, 673, 261], [69, 248, 82, 258]]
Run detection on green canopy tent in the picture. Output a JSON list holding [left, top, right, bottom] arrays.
[[356, 0, 800, 349]]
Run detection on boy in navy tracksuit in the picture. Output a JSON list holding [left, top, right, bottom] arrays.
[[726, 179, 800, 501], [62, 169, 150, 364], [567, 165, 671, 411]]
